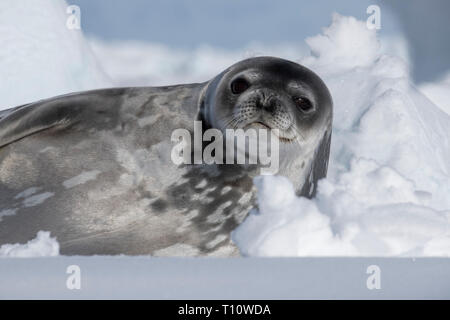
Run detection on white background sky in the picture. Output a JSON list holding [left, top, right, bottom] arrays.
[[70, 0, 401, 48], [68, 0, 450, 83]]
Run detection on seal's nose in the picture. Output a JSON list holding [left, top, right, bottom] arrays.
[[264, 98, 278, 113], [257, 90, 278, 113]]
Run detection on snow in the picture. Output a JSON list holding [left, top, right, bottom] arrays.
[[0, 0, 110, 110], [0, 231, 59, 257], [419, 72, 450, 115], [233, 14, 450, 257]]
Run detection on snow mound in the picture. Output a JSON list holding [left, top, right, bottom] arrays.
[[233, 14, 450, 257], [0, 0, 111, 110], [305, 14, 380, 70], [0, 231, 60, 257], [419, 72, 450, 116]]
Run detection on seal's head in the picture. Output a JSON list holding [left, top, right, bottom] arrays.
[[200, 56, 333, 144]]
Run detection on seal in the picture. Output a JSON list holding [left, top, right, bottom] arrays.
[[0, 57, 332, 256]]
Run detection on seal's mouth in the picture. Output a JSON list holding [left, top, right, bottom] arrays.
[[243, 121, 297, 143], [245, 121, 271, 130]]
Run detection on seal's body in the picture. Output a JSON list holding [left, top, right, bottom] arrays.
[[0, 57, 332, 256]]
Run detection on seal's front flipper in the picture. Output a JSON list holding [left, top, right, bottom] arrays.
[[0, 89, 124, 149]]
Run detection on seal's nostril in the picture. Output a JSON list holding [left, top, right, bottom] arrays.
[[255, 99, 264, 110], [255, 100, 273, 112], [264, 102, 275, 113], [261, 97, 278, 113]]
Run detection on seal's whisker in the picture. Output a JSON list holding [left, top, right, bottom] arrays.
[[222, 116, 240, 130], [289, 125, 306, 144]]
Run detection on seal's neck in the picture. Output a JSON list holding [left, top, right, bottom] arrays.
[[196, 81, 213, 132]]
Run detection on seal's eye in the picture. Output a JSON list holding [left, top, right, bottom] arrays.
[[293, 96, 314, 113], [230, 78, 249, 94]]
